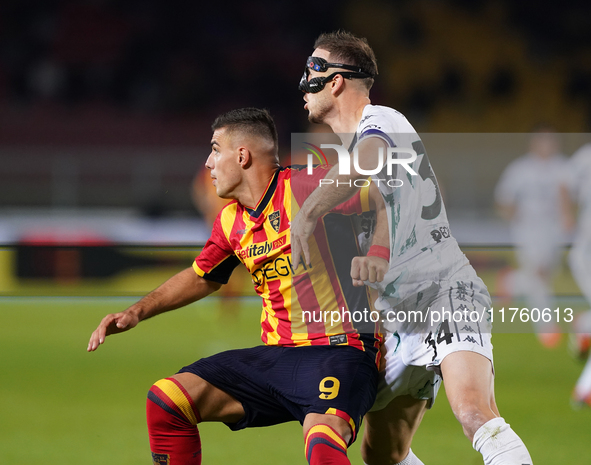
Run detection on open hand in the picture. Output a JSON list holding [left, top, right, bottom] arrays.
[[290, 211, 317, 270], [87, 310, 140, 352]]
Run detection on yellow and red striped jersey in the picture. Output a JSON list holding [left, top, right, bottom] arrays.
[[193, 166, 381, 356]]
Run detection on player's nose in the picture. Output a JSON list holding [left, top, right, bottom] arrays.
[[205, 152, 214, 170]]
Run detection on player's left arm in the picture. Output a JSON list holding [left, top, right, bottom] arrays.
[[494, 164, 518, 221], [87, 267, 221, 352], [291, 137, 388, 268], [351, 182, 389, 286], [559, 182, 576, 233]]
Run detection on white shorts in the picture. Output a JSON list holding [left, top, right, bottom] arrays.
[[372, 265, 494, 411], [569, 230, 591, 304], [371, 331, 442, 411], [514, 226, 563, 272]]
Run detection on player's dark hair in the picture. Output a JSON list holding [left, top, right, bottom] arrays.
[[212, 108, 278, 150], [314, 30, 378, 90]]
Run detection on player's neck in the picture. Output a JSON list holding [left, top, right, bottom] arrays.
[[235, 166, 278, 210], [325, 96, 370, 149]]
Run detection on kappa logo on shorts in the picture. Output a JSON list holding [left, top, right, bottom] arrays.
[[460, 325, 476, 333], [152, 453, 170, 465], [269, 210, 281, 233]]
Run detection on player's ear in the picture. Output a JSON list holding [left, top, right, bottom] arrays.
[[330, 74, 346, 96], [237, 147, 252, 168]]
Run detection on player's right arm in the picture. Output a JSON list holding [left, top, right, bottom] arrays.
[[351, 181, 389, 287], [291, 137, 387, 268], [87, 267, 221, 352]]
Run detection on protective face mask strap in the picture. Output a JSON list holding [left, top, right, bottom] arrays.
[[299, 71, 373, 93]]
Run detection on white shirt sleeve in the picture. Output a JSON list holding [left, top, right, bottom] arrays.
[[494, 159, 521, 206]]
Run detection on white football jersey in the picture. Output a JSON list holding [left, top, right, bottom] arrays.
[[567, 143, 591, 304], [494, 151, 569, 239], [352, 105, 469, 308], [568, 143, 591, 230]]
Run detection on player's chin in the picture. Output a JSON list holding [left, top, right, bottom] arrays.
[[308, 112, 323, 124]]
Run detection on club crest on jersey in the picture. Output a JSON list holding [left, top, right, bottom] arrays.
[[151, 453, 170, 465], [269, 210, 281, 233]]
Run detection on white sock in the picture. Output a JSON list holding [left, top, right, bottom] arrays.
[[575, 310, 591, 333], [395, 449, 425, 465], [363, 448, 425, 465], [473, 417, 533, 465], [574, 351, 591, 401]]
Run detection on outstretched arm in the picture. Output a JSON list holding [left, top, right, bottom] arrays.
[[291, 137, 387, 268], [87, 267, 221, 351]]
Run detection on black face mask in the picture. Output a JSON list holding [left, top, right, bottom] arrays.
[[298, 56, 374, 93]]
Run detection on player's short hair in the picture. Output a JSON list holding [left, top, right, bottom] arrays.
[[314, 31, 378, 90], [212, 108, 278, 151]]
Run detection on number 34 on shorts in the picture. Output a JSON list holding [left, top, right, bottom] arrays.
[[425, 319, 487, 363]]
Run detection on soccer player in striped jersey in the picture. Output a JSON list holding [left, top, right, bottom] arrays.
[[292, 31, 533, 465], [88, 107, 386, 465]]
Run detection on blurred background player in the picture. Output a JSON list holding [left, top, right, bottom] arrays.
[[494, 127, 573, 347], [292, 31, 532, 465], [565, 142, 591, 408]]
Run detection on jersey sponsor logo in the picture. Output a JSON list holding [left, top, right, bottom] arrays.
[[269, 210, 281, 233], [238, 241, 273, 259], [237, 234, 287, 260], [251, 255, 311, 286], [430, 226, 450, 243], [273, 235, 286, 249]]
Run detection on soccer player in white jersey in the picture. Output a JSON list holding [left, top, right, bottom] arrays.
[[494, 129, 572, 347], [291, 31, 533, 465], [566, 142, 591, 407]]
